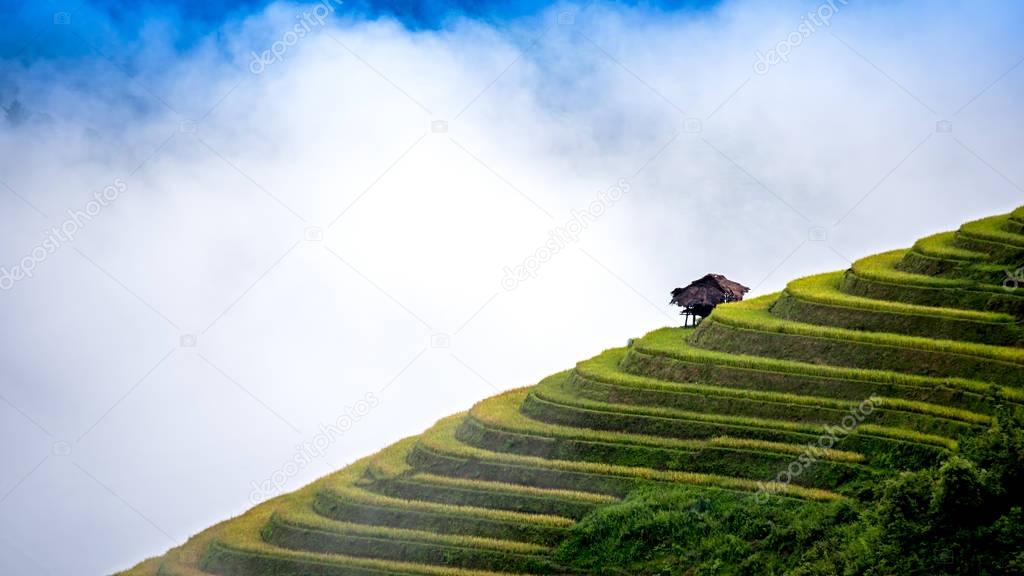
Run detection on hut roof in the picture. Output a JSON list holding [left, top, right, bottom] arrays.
[[670, 274, 750, 308]]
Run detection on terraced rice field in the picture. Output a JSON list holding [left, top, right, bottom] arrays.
[[121, 207, 1024, 575]]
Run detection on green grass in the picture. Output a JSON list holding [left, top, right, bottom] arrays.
[[1009, 206, 1024, 231], [579, 347, 989, 426], [911, 231, 988, 262], [786, 271, 1012, 323], [715, 294, 1024, 365], [941, 212, 1024, 267], [691, 295, 1024, 386], [468, 384, 710, 451], [568, 366, 975, 441], [520, 391, 946, 474], [466, 380, 878, 459], [318, 461, 574, 532], [844, 250, 1024, 317], [529, 373, 956, 450], [578, 376, 979, 444], [842, 250, 1024, 317], [414, 413, 843, 502], [365, 447, 617, 506], [462, 384, 873, 485], [629, 327, 1024, 405], [266, 506, 559, 573], [270, 500, 551, 555], [958, 215, 1024, 248], [775, 272, 1022, 345], [459, 387, 881, 492], [203, 535, 530, 576], [401, 474, 617, 505], [851, 250, 969, 288], [897, 249, 1010, 285], [124, 439, 536, 576], [370, 473, 615, 521]]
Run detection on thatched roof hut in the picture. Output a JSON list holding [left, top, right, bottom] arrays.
[[670, 274, 750, 325]]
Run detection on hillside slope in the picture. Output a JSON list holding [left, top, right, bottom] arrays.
[[121, 206, 1024, 575]]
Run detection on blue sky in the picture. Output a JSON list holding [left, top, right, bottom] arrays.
[[1, 0, 722, 60]]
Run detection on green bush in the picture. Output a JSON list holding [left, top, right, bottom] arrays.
[[555, 412, 1024, 576], [793, 410, 1024, 575], [555, 484, 855, 575]]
